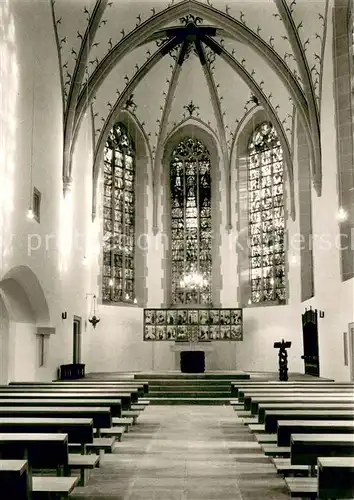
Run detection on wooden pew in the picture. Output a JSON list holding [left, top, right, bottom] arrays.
[[257, 402, 354, 423], [31, 476, 79, 499], [10, 382, 147, 398], [11, 380, 150, 395], [238, 384, 354, 397], [284, 457, 354, 499], [272, 420, 354, 475], [318, 457, 354, 499], [112, 417, 134, 432], [0, 407, 116, 458], [0, 433, 79, 499], [231, 381, 353, 397], [0, 459, 30, 500], [241, 390, 354, 410], [285, 435, 354, 498], [2, 388, 144, 420], [291, 433, 354, 466], [0, 389, 136, 407], [230, 381, 350, 396], [0, 432, 70, 471], [0, 399, 126, 441], [264, 409, 354, 434], [277, 420, 354, 447], [0, 417, 93, 446], [0, 418, 99, 485], [253, 414, 354, 446], [252, 410, 354, 445], [6, 383, 150, 408], [248, 395, 354, 415], [0, 397, 122, 417], [0, 407, 112, 432], [238, 388, 353, 410]]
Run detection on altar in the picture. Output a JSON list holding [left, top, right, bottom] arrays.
[[170, 342, 214, 372]]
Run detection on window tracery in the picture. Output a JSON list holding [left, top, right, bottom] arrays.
[[102, 123, 135, 303], [170, 137, 212, 305], [247, 122, 286, 304]]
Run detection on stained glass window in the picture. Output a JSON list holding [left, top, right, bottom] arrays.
[[102, 122, 135, 303], [247, 122, 286, 304], [170, 137, 212, 305]]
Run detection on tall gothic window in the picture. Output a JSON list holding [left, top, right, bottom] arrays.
[[170, 137, 212, 305], [102, 122, 135, 303], [247, 122, 286, 304]]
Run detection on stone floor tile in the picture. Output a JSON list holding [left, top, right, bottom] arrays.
[[71, 405, 287, 500]]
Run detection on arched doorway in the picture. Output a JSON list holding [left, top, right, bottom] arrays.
[[0, 265, 50, 382], [0, 294, 9, 384]]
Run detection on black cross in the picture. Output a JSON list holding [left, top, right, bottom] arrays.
[[157, 19, 222, 66]]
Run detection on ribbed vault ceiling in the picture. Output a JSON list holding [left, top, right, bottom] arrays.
[[51, 0, 329, 199]]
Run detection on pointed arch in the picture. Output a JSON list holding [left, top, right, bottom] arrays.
[[68, 0, 319, 199], [0, 265, 50, 325], [231, 105, 295, 221], [93, 108, 152, 220], [235, 110, 288, 307], [98, 111, 150, 306], [161, 120, 222, 307]]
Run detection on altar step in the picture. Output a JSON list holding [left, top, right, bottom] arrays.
[[145, 380, 233, 387], [148, 397, 231, 405], [134, 372, 249, 380], [148, 384, 231, 391], [148, 390, 231, 398], [132, 372, 249, 405]]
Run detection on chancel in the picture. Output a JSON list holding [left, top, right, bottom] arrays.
[[0, 0, 353, 499]]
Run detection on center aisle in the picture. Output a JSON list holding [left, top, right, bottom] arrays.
[[72, 406, 289, 500]]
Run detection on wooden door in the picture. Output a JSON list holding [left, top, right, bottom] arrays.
[[0, 296, 9, 384], [301, 308, 320, 376], [349, 323, 354, 382], [73, 316, 81, 364]]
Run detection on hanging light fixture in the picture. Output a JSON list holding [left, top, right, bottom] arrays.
[[88, 294, 100, 329], [180, 265, 208, 290], [337, 207, 348, 222], [27, 208, 34, 219], [27, 61, 36, 219]]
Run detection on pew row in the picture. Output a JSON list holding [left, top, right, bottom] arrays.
[[230, 380, 351, 397], [240, 391, 354, 410], [0, 433, 79, 498], [277, 420, 354, 447], [9, 382, 148, 398], [10, 380, 149, 395], [264, 410, 354, 434], [247, 396, 354, 415], [285, 437, 354, 498], [0, 417, 103, 484], [238, 389, 354, 478], [0, 459, 30, 500], [0, 390, 135, 409], [0, 398, 122, 418]]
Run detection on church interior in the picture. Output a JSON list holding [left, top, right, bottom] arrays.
[[0, 0, 353, 499]]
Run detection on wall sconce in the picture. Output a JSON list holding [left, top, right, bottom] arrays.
[[314, 308, 324, 318], [61, 312, 67, 320]]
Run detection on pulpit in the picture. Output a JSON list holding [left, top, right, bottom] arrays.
[[170, 342, 214, 372]]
